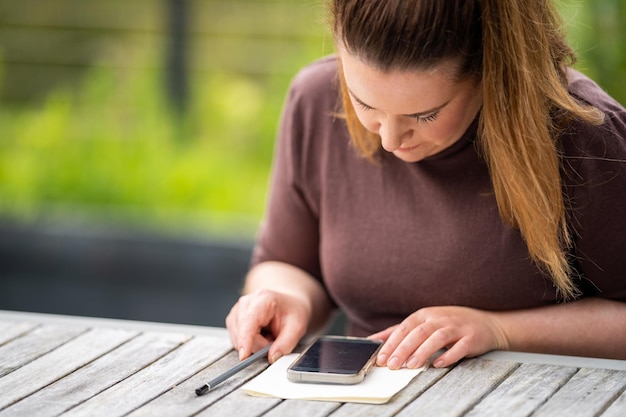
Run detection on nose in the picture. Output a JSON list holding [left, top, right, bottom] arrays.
[[378, 118, 413, 152]]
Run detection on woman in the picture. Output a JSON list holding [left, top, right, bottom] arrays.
[[227, 0, 626, 370]]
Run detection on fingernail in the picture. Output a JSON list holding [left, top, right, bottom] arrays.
[[406, 357, 420, 369], [377, 353, 387, 366], [388, 357, 400, 369], [239, 348, 245, 360], [433, 359, 444, 368], [270, 351, 282, 363]]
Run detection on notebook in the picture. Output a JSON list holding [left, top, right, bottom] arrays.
[[242, 353, 426, 404]]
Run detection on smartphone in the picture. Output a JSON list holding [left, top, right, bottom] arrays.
[[286, 336, 383, 384]]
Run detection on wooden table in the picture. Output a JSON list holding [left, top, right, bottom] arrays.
[[1, 310, 625, 416]]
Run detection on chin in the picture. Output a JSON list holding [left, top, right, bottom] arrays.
[[392, 151, 427, 163]]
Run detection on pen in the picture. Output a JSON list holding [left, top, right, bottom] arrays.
[[195, 344, 272, 396]]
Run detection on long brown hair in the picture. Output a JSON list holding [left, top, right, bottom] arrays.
[[330, 0, 604, 298]]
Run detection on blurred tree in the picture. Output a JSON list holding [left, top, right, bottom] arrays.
[[562, 0, 626, 104], [0, 0, 623, 235], [165, 0, 189, 115], [585, 0, 625, 104]]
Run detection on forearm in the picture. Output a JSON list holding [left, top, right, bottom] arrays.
[[492, 297, 626, 359], [243, 261, 335, 335]]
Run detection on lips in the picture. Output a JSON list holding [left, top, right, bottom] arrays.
[[396, 144, 420, 152]]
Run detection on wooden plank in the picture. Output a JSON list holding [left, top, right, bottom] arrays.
[[329, 366, 450, 417], [532, 368, 626, 417], [0, 331, 190, 417], [125, 350, 268, 417], [0, 321, 39, 346], [394, 359, 519, 417], [0, 310, 229, 339], [262, 399, 341, 417], [61, 335, 232, 417], [0, 327, 137, 410], [464, 363, 578, 417], [601, 387, 626, 417], [194, 388, 281, 417], [482, 350, 626, 371], [0, 324, 86, 377]]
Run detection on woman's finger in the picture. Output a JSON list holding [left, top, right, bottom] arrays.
[[409, 326, 461, 368], [376, 317, 426, 367], [430, 336, 473, 368], [385, 324, 435, 369], [233, 290, 278, 359], [269, 310, 307, 363]]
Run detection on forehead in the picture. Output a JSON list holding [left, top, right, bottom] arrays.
[[340, 51, 460, 114]]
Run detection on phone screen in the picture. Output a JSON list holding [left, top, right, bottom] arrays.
[[290, 337, 382, 374]]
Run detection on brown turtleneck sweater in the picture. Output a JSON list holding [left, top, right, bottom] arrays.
[[251, 56, 626, 336]]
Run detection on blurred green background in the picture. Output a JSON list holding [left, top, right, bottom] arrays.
[[0, 0, 624, 239]]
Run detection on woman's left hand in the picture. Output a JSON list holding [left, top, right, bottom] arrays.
[[369, 306, 509, 369]]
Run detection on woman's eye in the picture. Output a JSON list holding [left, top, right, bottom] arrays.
[[416, 111, 440, 124], [358, 102, 373, 111]]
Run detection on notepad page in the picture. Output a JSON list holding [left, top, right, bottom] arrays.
[[241, 353, 425, 404]]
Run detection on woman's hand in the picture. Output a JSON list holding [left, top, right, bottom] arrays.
[[370, 306, 509, 369], [226, 261, 335, 364], [226, 288, 311, 364]]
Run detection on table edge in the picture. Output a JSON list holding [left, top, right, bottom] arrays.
[[0, 309, 229, 338], [3, 309, 625, 371], [480, 350, 626, 371]]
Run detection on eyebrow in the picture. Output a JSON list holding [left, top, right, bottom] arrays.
[[348, 89, 450, 118]]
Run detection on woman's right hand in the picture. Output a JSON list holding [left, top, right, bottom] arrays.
[[226, 288, 311, 363]]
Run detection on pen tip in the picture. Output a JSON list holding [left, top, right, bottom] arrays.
[[195, 385, 209, 396]]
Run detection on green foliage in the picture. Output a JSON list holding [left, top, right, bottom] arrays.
[[560, 0, 626, 105], [0, 57, 291, 237], [0, 0, 623, 238]]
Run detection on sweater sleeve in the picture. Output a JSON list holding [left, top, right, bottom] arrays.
[[250, 59, 339, 282]]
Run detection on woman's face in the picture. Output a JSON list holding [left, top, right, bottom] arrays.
[[340, 51, 483, 163]]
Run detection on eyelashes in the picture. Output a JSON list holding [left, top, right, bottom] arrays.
[[357, 101, 374, 111], [356, 102, 440, 124], [414, 111, 440, 124]]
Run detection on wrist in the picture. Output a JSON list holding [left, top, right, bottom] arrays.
[[486, 311, 512, 351]]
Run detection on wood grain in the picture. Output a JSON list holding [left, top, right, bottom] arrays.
[[601, 387, 626, 417], [61, 335, 231, 417], [330, 366, 450, 417], [0, 327, 137, 410], [262, 399, 341, 417], [0, 325, 86, 377], [394, 359, 519, 417], [532, 367, 626, 417], [464, 363, 578, 417], [194, 388, 282, 417], [0, 331, 190, 417], [1, 312, 626, 416], [127, 349, 267, 417], [0, 321, 39, 346]]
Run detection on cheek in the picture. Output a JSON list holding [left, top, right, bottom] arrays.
[[353, 109, 379, 133], [428, 113, 467, 144], [349, 96, 379, 132]]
